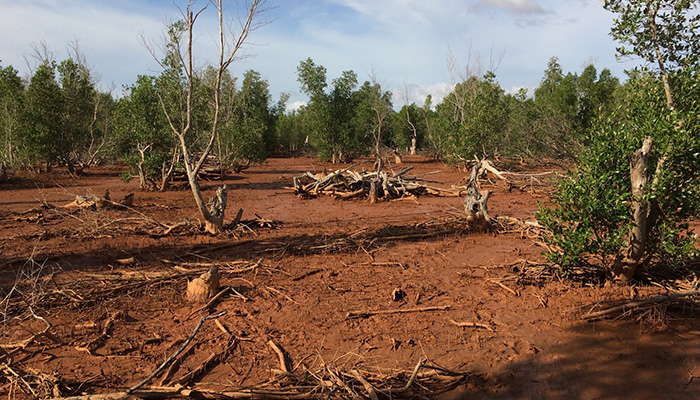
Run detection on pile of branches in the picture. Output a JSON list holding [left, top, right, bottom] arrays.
[[292, 161, 461, 201]]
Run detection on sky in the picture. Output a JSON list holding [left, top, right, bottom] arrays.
[[0, 0, 644, 111]]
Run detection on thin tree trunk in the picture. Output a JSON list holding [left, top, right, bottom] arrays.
[[138, 163, 147, 190]]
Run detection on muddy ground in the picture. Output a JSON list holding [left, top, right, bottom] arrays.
[[1, 156, 699, 400]]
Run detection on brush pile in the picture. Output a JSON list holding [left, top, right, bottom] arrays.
[[292, 161, 461, 202]]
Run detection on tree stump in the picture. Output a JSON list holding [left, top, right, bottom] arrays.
[[614, 136, 653, 281], [464, 165, 492, 231], [369, 180, 380, 204], [205, 185, 228, 234], [186, 266, 220, 303]]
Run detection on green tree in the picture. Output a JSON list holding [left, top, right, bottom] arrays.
[[296, 58, 362, 162], [57, 58, 96, 172], [352, 79, 393, 166], [606, 0, 699, 110], [539, 0, 700, 280], [575, 65, 620, 136], [84, 91, 115, 166], [432, 71, 508, 162], [532, 57, 579, 156], [113, 75, 176, 189], [0, 65, 25, 167], [275, 108, 309, 153], [24, 61, 62, 170], [502, 88, 539, 157], [391, 103, 428, 154]]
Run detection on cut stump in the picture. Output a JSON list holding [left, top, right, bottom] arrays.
[[186, 266, 220, 303]]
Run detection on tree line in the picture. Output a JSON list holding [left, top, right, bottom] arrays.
[[3, 48, 625, 183]]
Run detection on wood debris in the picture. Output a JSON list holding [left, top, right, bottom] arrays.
[[61, 189, 134, 210], [186, 266, 220, 303], [292, 161, 461, 201]]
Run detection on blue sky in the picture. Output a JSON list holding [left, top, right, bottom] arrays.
[[0, 0, 643, 110]]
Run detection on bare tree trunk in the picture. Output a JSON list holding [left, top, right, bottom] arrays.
[[159, 148, 179, 192], [137, 163, 147, 189], [464, 165, 492, 232], [136, 144, 151, 190], [614, 136, 653, 281], [648, 3, 674, 112]]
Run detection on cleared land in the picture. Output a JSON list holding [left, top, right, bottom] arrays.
[[1, 156, 699, 399]]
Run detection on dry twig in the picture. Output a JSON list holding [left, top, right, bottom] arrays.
[[346, 305, 451, 319]]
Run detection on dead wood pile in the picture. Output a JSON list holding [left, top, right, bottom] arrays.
[[292, 161, 461, 201]]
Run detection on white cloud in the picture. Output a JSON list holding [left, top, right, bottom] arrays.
[[0, 0, 164, 91], [285, 100, 307, 113], [391, 83, 455, 109], [474, 0, 547, 14]]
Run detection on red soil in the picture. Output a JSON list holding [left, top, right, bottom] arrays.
[[1, 156, 699, 399]]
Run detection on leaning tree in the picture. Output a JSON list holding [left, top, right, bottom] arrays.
[[152, 0, 267, 234]]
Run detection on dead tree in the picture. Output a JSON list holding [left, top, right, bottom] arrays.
[[614, 136, 653, 280], [154, 0, 266, 234], [464, 165, 492, 231]]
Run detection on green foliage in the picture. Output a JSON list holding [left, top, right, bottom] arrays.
[[605, 0, 700, 70], [212, 69, 284, 164], [24, 62, 63, 167], [275, 109, 308, 152], [539, 0, 700, 275], [296, 58, 364, 162], [352, 80, 393, 155], [536, 114, 636, 270], [390, 102, 428, 152], [18, 57, 107, 171], [432, 71, 508, 162], [56, 58, 96, 168], [113, 75, 175, 188], [0, 65, 26, 166], [531, 58, 620, 156], [538, 68, 700, 272]]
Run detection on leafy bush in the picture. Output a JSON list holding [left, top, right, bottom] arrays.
[[538, 69, 700, 274]]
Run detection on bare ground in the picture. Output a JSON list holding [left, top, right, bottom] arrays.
[[1, 156, 699, 399]]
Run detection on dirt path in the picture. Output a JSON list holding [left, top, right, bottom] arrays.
[[1, 157, 699, 399]]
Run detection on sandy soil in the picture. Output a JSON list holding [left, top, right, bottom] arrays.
[[1, 156, 699, 400]]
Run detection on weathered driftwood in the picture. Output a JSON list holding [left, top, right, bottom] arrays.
[[463, 165, 492, 231], [292, 162, 460, 201]]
